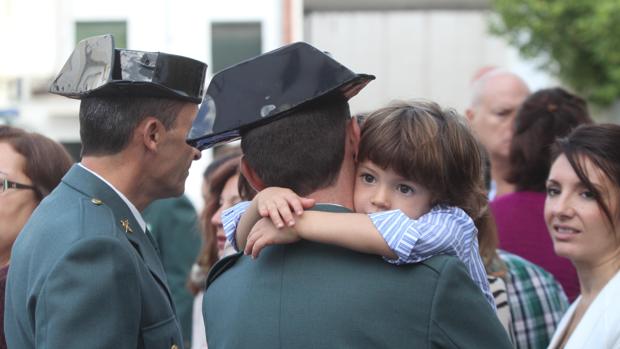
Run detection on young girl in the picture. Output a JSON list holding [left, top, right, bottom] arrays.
[[224, 100, 495, 308]]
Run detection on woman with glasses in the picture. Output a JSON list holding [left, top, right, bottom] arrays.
[[0, 125, 73, 349]]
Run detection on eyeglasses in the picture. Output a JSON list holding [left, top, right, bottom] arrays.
[[1, 178, 38, 194]]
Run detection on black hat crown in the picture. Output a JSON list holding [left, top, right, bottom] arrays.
[[187, 42, 374, 150], [50, 34, 207, 103]]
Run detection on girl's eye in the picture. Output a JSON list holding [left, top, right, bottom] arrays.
[[397, 184, 415, 195], [360, 173, 375, 184], [546, 186, 560, 197]]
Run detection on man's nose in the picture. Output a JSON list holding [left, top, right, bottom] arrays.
[[192, 147, 202, 161]]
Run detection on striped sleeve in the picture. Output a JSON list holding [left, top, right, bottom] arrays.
[[369, 206, 495, 309], [222, 201, 252, 252]]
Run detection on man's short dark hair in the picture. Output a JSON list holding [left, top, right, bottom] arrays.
[[79, 96, 186, 156], [241, 95, 350, 196]]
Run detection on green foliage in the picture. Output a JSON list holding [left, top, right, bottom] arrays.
[[490, 0, 620, 106]]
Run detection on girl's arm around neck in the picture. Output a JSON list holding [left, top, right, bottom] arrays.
[[237, 187, 315, 251], [236, 199, 263, 251], [288, 211, 397, 259]]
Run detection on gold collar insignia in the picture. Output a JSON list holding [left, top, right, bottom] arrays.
[[120, 218, 133, 234]]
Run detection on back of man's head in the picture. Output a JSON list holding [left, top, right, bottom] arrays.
[[241, 95, 350, 196], [468, 69, 530, 110], [79, 96, 186, 156]]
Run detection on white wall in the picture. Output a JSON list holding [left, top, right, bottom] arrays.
[[305, 10, 555, 115], [0, 0, 283, 76], [3, 2, 557, 209], [0, 0, 287, 209]]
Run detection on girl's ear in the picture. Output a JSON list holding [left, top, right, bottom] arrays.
[[240, 156, 266, 192]]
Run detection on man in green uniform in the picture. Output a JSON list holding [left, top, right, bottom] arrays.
[[5, 35, 207, 348], [189, 43, 512, 348], [143, 195, 201, 347]]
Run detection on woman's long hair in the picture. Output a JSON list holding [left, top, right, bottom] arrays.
[[188, 152, 257, 294]]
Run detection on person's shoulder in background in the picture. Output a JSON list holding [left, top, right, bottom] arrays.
[[498, 249, 569, 349]]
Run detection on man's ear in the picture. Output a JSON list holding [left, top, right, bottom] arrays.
[[240, 156, 266, 192], [140, 117, 164, 152], [348, 117, 361, 161]]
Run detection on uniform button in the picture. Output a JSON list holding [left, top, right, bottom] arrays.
[[91, 198, 103, 205], [171, 345, 178, 349]]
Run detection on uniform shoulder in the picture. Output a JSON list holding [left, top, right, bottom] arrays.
[[205, 250, 462, 288], [206, 252, 243, 288], [66, 194, 121, 238], [17, 186, 124, 253], [418, 254, 463, 275]]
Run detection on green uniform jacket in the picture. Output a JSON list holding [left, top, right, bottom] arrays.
[[203, 204, 512, 349], [5, 164, 184, 349], [144, 196, 201, 347]]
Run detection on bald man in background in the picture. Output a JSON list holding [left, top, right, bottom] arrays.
[[466, 69, 530, 199]]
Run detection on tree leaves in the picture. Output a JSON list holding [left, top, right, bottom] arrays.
[[491, 0, 620, 106]]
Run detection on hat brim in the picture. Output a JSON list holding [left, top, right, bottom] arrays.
[[186, 73, 374, 150], [79, 81, 204, 104]]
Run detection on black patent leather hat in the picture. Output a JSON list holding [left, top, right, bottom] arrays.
[[49, 34, 207, 103], [186, 42, 375, 150]]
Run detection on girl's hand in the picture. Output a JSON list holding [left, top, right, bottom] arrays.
[[255, 187, 315, 228], [244, 218, 301, 258]]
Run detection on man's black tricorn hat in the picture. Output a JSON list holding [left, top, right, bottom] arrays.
[[186, 42, 375, 150], [49, 34, 207, 103]]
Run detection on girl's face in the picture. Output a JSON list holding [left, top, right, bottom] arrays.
[[353, 160, 432, 219], [544, 154, 620, 266], [210, 174, 241, 252], [0, 142, 39, 264]]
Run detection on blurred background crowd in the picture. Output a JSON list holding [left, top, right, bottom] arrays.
[[2, 1, 620, 348], [2, 0, 619, 210]]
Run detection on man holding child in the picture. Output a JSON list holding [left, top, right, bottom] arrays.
[[193, 42, 511, 348]]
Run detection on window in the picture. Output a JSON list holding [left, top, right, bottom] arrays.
[[75, 21, 127, 48], [211, 22, 262, 73]]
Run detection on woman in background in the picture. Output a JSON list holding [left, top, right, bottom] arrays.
[[491, 87, 592, 301], [0, 125, 73, 348], [545, 124, 620, 348], [481, 146, 568, 349], [189, 152, 255, 349]]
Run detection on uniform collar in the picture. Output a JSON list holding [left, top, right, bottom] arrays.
[[311, 203, 353, 213], [62, 164, 173, 305], [78, 163, 146, 233]]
